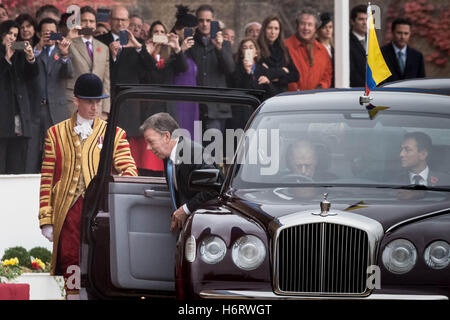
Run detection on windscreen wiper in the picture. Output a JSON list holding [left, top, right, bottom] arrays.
[[393, 184, 450, 192]]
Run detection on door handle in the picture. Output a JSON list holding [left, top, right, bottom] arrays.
[[144, 189, 170, 198]]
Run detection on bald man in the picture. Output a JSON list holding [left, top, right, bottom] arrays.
[[287, 140, 336, 181], [95, 5, 155, 91]]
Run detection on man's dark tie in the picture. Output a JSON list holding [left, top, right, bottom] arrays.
[[413, 174, 423, 185], [167, 158, 178, 210], [397, 51, 405, 74], [41, 46, 50, 100]]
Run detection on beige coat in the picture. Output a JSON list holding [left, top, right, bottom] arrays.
[[66, 37, 110, 114]]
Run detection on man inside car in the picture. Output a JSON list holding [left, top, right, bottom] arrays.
[[287, 140, 336, 181], [399, 132, 450, 186]]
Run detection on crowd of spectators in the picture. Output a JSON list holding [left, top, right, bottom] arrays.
[[0, 3, 427, 174]]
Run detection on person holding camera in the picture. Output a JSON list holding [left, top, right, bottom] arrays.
[[28, 18, 73, 173], [66, 6, 110, 121], [187, 4, 235, 136], [0, 20, 38, 174], [142, 20, 189, 85], [230, 38, 276, 100], [171, 5, 199, 140]]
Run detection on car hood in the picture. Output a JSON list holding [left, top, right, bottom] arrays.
[[227, 186, 450, 231]]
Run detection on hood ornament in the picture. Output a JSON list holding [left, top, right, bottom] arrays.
[[312, 193, 337, 217]]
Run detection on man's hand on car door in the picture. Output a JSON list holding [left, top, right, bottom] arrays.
[[170, 207, 187, 232]]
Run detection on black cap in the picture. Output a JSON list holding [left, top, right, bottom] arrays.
[[319, 12, 332, 29], [174, 5, 198, 28], [74, 73, 109, 99]]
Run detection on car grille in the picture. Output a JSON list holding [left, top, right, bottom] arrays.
[[277, 223, 369, 295]]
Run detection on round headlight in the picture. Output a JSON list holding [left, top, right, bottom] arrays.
[[382, 239, 417, 274], [232, 235, 266, 271], [199, 236, 226, 264], [424, 241, 450, 270]]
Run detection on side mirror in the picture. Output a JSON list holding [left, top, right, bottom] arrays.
[[188, 169, 222, 192]]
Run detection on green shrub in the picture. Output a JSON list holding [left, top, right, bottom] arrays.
[[29, 247, 52, 264], [2, 247, 31, 268]]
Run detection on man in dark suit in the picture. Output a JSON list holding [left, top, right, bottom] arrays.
[[349, 5, 367, 88], [140, 112, 221, 232], [188, 4, 235, 135], [381, 18, 425, 84], [95, 5, 153, 92], [28, 18, 73, 172], [398, 132, 450, 186], [95, 5, 156, 141]]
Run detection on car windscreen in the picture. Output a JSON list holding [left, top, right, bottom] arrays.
[[231, 110, 450, 190]]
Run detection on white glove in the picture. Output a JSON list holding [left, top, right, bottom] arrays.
[[41, 225, 54, 242]]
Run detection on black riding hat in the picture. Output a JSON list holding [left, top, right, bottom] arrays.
[[74, 73, 109, 99]]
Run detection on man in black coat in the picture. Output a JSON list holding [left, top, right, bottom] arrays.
[[95, 5, 156, 138], [187, 4, 235, 134], [140, 112, 221, 232], [349, 5, 367, 88], [381, 18, 425, 84], [95, 5, 154, 90]]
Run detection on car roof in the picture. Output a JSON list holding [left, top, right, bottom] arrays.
[[380, 78, 450, 91], [259, 88, 450, 115]]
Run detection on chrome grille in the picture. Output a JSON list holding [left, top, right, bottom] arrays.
[[277, 223, 369, 294]]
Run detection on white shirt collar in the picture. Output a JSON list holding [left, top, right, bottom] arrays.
[[352, 31, 365, 42], [409, 166, 429, 185], [112, 33, 120, 41], [81, 36, 93, 44], [169, 137, 180, 163], [392, 43, 407, 55]]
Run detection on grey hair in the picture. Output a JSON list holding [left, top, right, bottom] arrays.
[[139, 112, 179, 136], [295, 7, 320, 29]]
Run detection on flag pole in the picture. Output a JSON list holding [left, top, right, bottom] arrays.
[[360, 2, 372, 104]]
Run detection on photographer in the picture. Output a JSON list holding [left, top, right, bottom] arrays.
[[0, 20, 38, 174], [142, 20, 188, 85], [230, 38, 276, 100], [188, 4, 235, 135]]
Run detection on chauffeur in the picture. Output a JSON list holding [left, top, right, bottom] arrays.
[[38, 73, 138, 299]]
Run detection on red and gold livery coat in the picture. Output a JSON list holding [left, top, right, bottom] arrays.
[[38, 113, 138, 274]]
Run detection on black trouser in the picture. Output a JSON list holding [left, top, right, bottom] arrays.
[[0, 137, 28, 174]]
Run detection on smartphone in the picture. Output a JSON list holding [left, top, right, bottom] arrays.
[[152, 34, 168, 44], [97, 8, 111, 23], [244, 50, 253, 63], [79, 27, 94, 36], [11, 41, 27, 51], [184, 27, 193, 39], [119, 30, 128, 45], [210, 21, 220, 39], [49, 32, 63, 41]]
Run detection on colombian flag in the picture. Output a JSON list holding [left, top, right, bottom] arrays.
[[365, 4, 391, 95]]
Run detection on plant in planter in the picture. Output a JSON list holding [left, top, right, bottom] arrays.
[[29, 247, 52, 265], [0, 257, 23, 282], [2, 246, 31, 268]]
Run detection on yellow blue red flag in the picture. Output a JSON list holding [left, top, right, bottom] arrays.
[[365, 4, 391, 95]]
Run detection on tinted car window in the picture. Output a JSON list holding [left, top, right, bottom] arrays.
[[232, 110, 450, 188]]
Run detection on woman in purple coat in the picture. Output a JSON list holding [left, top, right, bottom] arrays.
[[171, 5, 200, 141]]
